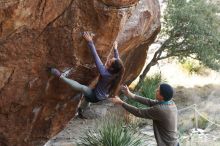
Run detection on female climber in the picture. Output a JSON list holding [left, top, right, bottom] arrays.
[[49, 32, 125, 118]]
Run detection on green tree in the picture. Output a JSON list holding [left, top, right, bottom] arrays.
[[138, 0, 220, 86]]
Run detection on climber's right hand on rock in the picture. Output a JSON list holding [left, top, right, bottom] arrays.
[[83, 31, 93, 42]]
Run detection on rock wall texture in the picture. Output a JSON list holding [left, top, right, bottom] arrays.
[[0, 0, 160, 145]]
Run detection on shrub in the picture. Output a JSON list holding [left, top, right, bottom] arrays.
[[191, 113, 209, 129], [197, 113, 209, 129], [128, 73, 164, 108], [78, 117, 144, 146], [180, 59, 203, 74]]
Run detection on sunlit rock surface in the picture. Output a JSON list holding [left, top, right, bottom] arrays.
[[0, 0, 160, 145]]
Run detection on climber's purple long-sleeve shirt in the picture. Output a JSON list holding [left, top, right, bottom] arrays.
[[88, 41, 119, 100]]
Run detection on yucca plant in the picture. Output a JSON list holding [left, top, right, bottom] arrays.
[[78, 117, 144, 146]]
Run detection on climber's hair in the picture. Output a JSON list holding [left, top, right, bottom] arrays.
[[107, 59, 125, 98]]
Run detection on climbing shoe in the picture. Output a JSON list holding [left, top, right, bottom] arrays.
[[47, 67, 61, 77]]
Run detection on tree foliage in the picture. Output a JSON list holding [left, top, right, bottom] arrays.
[[138, 0, 220, 84]]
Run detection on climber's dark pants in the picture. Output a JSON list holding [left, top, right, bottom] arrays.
[[60, 75, 99, 110]]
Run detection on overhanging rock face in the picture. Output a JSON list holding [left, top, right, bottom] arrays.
[[0, 0, 160, 145]]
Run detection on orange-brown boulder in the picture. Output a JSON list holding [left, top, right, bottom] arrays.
[[0, 0, 160, 145]]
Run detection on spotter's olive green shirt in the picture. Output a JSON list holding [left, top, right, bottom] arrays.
[[122, 95, 178, 146]]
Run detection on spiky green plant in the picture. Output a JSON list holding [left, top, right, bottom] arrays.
[[78, 117, 144, 146]]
